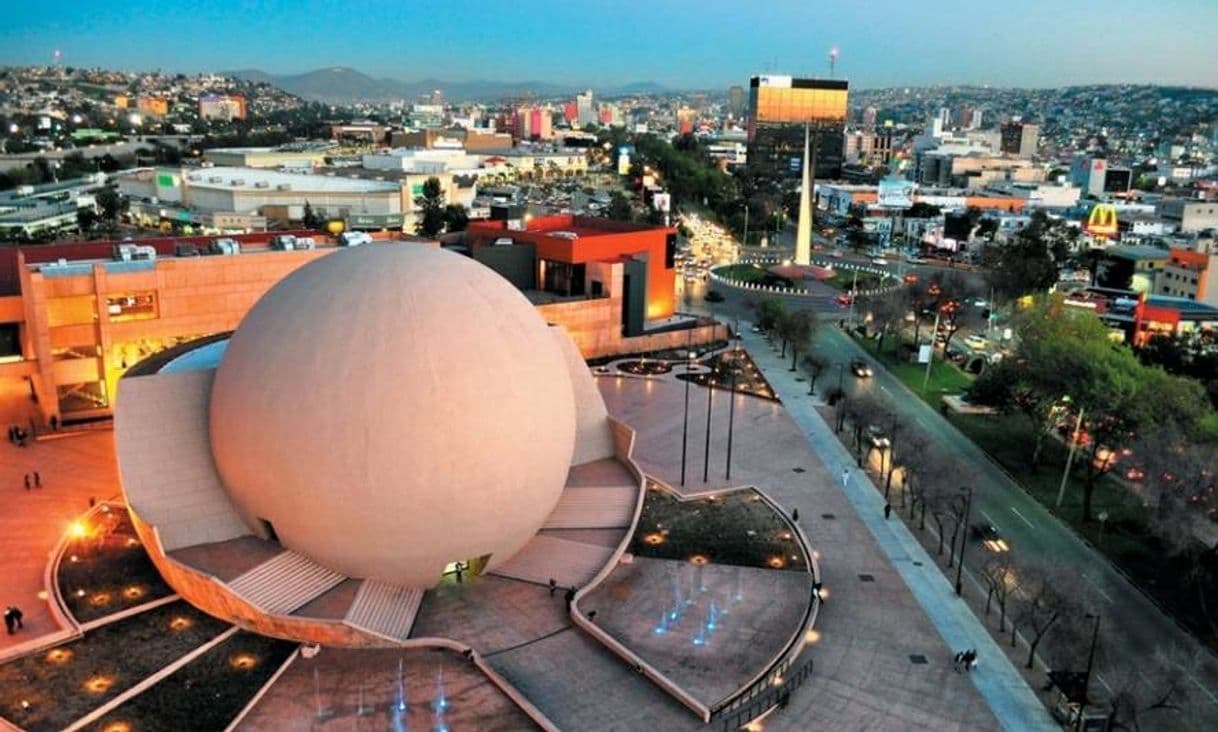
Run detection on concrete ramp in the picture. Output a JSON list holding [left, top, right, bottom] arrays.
[[492, 535, 616, 588]]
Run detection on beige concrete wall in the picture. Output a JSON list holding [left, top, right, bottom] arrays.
[[115, 369, 251, 551]]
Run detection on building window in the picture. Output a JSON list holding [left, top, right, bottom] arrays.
[[106, 292, 158, 322]]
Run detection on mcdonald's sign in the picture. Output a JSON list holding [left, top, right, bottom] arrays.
[[1085, 204, 1119, 238]]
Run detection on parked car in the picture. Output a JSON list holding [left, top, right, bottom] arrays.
[[704, 290, 725, 303], [850, 359, 873, 378], [871, 257, 889, 266]]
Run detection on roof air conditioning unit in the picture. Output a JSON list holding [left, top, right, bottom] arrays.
[[254, 181, 270, 189], [277, 184, 291, 191]]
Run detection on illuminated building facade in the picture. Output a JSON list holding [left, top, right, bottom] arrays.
[[746, 75, 848, 180]]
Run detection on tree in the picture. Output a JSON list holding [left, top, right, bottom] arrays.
[[442, 203, 469, 232], [980, 553, 1018, 633], [800, 354, 828, 395], [1010, 563, 1080, 668], [982, 211, 1078, 303], [782, 309, 816, 371], [867, 292, 907, 355], [414, 177, 445, 238], [95, 187, 127, 227], [606, 190, 633, 221], [76, 207, 98, 235], [302, 200, 320, 229]]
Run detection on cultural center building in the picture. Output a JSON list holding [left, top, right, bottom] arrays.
[[0, 217, 716, 427]]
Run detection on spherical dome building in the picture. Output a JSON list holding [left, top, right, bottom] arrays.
[[208, 245, 577, 587]]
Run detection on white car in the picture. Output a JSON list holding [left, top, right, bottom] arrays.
[[964, 335, 989, 350], [871, 258, 889, 266]]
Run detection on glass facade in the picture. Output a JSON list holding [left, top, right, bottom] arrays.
[[747, 77, 848, 180]]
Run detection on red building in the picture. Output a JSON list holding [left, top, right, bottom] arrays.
[[466, 214, 678, 323]]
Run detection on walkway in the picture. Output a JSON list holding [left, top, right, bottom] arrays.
[[737, 326, 1055, 732]]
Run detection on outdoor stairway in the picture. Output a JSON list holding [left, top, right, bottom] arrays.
[[492, 535, 616, 588], [228, 550, 347, 614], [343, 580, 425, 642], [543, 485, 637, 529]]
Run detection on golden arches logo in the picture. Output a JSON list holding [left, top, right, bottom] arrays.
[[1086, 204, 1118, 238]]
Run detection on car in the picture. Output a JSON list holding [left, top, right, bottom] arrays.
[[704, 290, 725, 303], [836, 293, 854, 307], [830, 249, 845, 258], [871, 257, 889, 266], [964, 335, 989, 350], [903, 273, 920, 285], [905, 254, 928, 264], [850, 360, 873, 378]]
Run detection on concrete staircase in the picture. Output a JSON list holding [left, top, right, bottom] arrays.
[[492, 535, 616, 588], [344, 579, 425, 642], [228, 550, 347, 615], [543, 485, 637, 529]]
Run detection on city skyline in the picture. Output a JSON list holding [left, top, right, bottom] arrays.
[[3, 0, 1218, 91]]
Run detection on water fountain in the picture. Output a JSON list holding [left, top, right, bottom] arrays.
[[433, 666, 451, 732], [396, 657, 409, 713], [313, 667, 332, 720]]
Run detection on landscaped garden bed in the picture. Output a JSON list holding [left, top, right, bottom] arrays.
[[676, 348, 776, 400], [587, 340, 730, 367], [713, 263, 794, 289], [0, 601, 230, 731], [615, 359, 674, 376], [630, 486, 807, 571], [93, 630, 297, 732], [57, 506, 174, 624]]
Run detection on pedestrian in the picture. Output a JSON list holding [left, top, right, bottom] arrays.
[[792, 508, 800, 522], [564, 587, 575, 608], [6, 425, 13, 444], [10, 606, 21, 631], [952, 650, 964, 672], [548, 578, 557, 597], [841, 467, 851, 488], [3, 608, 12, 634], [884, 503, 892, 520], [49, 415, 58, 432], [33, 471, 40, 489], [23, 474, 30, 491], [453, 561, 464, 584]]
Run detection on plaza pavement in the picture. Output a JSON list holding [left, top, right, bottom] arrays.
[[734, 327, 1057, 731], [0, 407, 118, 656], [598, 371, 1008, 730]]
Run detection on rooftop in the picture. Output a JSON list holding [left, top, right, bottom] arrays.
[[172, 167, 401, 193], [1105, 244, 1171, 261]]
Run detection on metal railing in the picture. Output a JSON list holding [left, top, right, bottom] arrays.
[[713, 656, 815, 731]]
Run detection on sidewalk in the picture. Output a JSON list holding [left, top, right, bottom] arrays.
[[738, 325, 1056, 732]]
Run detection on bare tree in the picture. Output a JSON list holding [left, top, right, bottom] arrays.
[[801, 353, 828, 395], [1010, 563, 1081, 669], [980, 552, 1018, 632], [1103, 644, 1203, 732]]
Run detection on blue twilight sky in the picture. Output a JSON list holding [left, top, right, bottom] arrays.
[[2, 0, 1216, 90]]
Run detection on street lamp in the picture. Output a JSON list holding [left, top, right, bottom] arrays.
[[726, 346, 740, 480], [1056, 399, 1086, 508], [680, 349, 693, 486], [1079, 612, 1102, 730], [703, 360, 715, 483], [954, 484, 973, 596]]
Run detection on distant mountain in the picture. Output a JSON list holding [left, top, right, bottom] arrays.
[[224, 67, 668, 102]]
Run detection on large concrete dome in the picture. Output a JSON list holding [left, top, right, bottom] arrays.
[[208, 245, 577, 587]]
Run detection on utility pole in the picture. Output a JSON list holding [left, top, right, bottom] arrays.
[[848, 269, 858, 326], [1056, 406, 1086, 507], [1079, 613, 1102, 730], [922, 309, 942, 394], [954, 484, 973, 596]]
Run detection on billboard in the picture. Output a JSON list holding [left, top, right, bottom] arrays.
[[749, 76, 848, 124], [878, 177, 914, 209], [1086, 204, 1118, 238]]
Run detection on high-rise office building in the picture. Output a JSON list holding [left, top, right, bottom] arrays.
[[576, 90, 596, 128], [862, 105, 877, 131], [746, 75, 848, 181], [1000, 122, 1039, 158], [728, 85, 745, 117]]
